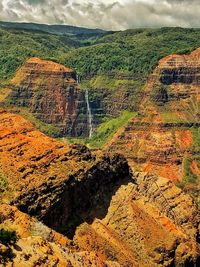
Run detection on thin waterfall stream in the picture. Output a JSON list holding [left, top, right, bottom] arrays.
[[85, 89, 93, 138], [76, 74, 93, 138]]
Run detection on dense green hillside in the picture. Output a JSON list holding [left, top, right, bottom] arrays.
[[61, 27, 200, 78], [0, 21, 108, 40], [1, 26, 200, 83], [0, 27, 82, 82]]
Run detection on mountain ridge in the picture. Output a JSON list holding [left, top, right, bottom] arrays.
[[0, 21, 108, 35]]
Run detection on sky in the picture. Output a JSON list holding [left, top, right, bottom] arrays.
[[0, 0, 199, 30]]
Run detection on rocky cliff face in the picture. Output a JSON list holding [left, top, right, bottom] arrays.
[[8, 58, 91, 137], [82, 74, 143, 127], [148, 48, 200, 117], [75, 172, 200, 267], [0, 109, 129, 232], [107, 49, 200, 192], [0, 110, 199, 266], [0, 204, 111, 266]]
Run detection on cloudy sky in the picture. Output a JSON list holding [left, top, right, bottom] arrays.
[[0, 0, 199, 30]]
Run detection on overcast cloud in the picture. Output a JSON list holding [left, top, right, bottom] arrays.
[[0, 0, 199, 30]]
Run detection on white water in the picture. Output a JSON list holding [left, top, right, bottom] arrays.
[[76, 74, 79, 83], [85, 89, 93, 138]]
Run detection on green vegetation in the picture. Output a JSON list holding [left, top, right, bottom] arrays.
[[61, 27, 200, 78], [0, 171, 8, 193], [87, 111, 137, 148], [81, 75, 143, 91], [183, 158, 198, 184], [0, 27, 79, 82], [62, 111, 136, 148], [0, 229, 18, 264], [1, 26, 200, 83], [191, 127, 200, 151], [177, 156, 200, 193]]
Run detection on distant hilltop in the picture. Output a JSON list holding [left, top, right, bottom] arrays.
[[0, 20, 109, 36]]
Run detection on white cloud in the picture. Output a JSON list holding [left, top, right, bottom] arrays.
[[0, 0, 199, 30]]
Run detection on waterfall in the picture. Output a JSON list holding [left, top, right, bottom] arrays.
[[76, 74, 80, 84], [85, 89, 93, 138]]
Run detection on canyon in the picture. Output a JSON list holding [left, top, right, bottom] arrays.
[[7, 58, 93, 137], [0, 109, 199, 266], [107, 48, 200, 194], [0, 45, 200, 266]]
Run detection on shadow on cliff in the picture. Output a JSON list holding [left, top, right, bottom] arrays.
[[43, 166, 134, 239]]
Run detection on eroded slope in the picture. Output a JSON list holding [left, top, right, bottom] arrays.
[[7, 58, 90, 137], [0, 204, 112, 267], [0, 110, 199, 266], [107, 48, 200, 192]]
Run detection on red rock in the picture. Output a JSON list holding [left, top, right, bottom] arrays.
[[9, 58, 89, 137]]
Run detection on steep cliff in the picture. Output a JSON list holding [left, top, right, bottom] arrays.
[[107, 48, 200, 193], [0, 109, 129, 231], [0, 204, 112, 266], [75, 172, 200, 267], [0, 110, 199, 266], [147, 47, 200, 118], [8, 58, 91, 137]]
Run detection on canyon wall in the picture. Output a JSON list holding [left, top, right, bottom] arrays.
[[0, 109, 129, 226], [0, 110, 199, 266], [107, 48, 200, 190], [8, 58, 91, 137]]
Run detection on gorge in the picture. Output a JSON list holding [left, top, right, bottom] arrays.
[[6, 58, 94, 138], [0, 109, 199, 266], [0, 24, 199, 266]]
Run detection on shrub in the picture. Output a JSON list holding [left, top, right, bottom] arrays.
[[0, 172, 8, 193], [0, 229, 18, 246], [0, 229, 18, 264]]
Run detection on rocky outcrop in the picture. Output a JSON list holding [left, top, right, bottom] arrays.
[[147, 48, 200, 116], [158, 48, 200, 85], [0, 204, 111, 266], [107, 118, 195, 181], [74, 172, 200, 267], [8, 58, 90, 137], [0, 110, 199, 266], [107, 49, 200, 187], [0, 109, 129, 234]]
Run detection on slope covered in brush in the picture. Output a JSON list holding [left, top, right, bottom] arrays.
[[1, 27, 200, 83], [0, 27, 80, 82], [61, 27, 200, 77]]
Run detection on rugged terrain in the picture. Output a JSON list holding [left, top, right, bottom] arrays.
[[0, 24, 200, 266], [0, 109, 129, 225], [0, 204, 111, 266], [107, 48, 200, 196], [6, 58, 91, 137], [0, 109, 199, 266]]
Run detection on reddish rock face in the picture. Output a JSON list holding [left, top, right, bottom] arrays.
[[107, 48, 200, 186], [0, 110, 199, 266], [9, 58, 89, 137], [0, 204, 109, 267], [158, 48, 200, 85]]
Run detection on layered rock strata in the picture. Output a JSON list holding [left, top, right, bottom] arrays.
[[8, 58, 90, 137], [0, 109, 199, 266], [0, 109, 129, 233], [74, 172, 200, 266], [107, 48, 200, 187]]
